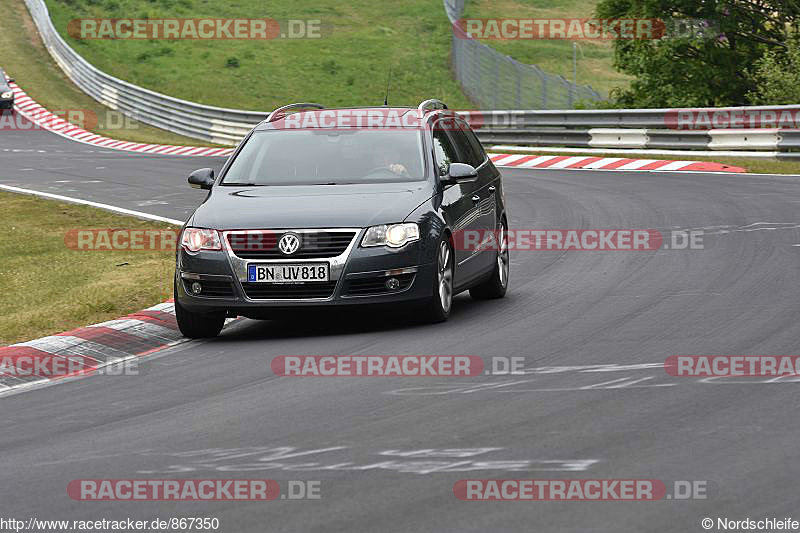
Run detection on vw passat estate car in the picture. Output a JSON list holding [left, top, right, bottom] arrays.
[[174, 100, 509, 338]]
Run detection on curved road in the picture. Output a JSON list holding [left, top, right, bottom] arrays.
[[2, 119, 800, 532]]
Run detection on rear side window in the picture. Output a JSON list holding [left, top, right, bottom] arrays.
[[463, 125, 488, 167], [448, 121, 485, 168]]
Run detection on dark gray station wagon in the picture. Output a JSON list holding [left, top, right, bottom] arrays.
[[175, 99, 509, 338]]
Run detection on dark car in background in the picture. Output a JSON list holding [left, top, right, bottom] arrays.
[[0, 68, 15, 110], [174, 100, 509, 338]]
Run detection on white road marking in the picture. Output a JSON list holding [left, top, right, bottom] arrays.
[[0, 184, 183, 225]]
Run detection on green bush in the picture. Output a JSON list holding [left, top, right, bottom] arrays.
[[747, 36, 800, 105]]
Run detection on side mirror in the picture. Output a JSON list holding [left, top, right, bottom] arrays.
[[7, 78, 14, 83], [441, 162, 478, 186], [188, 168, 215, 190]]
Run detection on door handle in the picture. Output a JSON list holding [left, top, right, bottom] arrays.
[[472, 195, 481, 203], [488, 185, 496, 193]]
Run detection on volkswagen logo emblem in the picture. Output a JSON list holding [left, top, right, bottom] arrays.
[[278, 233, 301, 255]]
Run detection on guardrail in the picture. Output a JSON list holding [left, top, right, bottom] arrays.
[[24, 0, 265, 145], [21, 0, 800, 158], [471, 125, 798, 155]]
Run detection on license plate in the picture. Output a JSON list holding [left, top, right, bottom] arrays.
[[247, 263, 329, 283]]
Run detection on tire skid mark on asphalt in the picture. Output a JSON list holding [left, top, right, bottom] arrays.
[[133, 446, 600, 475]]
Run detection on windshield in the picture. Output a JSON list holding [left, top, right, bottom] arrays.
[[221, 129, 426, 186]]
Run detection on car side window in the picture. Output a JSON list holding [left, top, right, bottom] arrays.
[[448, 121, 484, 168], [432, 123, 459, 176], [463, 125, 488, 167]]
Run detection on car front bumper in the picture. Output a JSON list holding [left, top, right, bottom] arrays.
[[175, 229, 435, 314]]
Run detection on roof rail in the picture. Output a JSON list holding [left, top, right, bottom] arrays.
[[417, 99, 448, 114], [266, 102, 325, 122]]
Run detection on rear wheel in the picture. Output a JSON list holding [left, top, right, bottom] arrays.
[[469, 219, 509, 300], [420, 236, 454, 323], [174, 283, 225, 338]]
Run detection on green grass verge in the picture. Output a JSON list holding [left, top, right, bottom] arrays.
[[0, 0, 221, 146], [44, 0, 473, 111], [463, 0, 631, 98], [486, 148, 800, 175], [0, 190, 175, 345]]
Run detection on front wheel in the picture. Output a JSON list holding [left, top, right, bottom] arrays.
[[469, 219, 509, 300], [174, 284, 225, 338], [419, 236, 454, 323]]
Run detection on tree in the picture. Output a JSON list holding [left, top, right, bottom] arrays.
[[748, 35, 800, 105], [595, 0, 800, 107]]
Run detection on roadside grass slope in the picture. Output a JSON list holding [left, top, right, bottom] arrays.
[[0, 0, 216, 145], [45, 0, 473, 110], [0, 191, 174, 345]]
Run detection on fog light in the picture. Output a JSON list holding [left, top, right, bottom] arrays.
[[385, 277, 400, 290], [191, 281, 202, 294]]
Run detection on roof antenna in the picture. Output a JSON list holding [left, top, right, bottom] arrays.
[[383, 65, 392, 106]]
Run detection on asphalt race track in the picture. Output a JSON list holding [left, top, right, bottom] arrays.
[[3, 116, 800, 532]]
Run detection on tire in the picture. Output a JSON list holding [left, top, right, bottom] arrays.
[[174, 283, 225, 338], [469, 219, 509, 300], [419, 236, 454, 323]]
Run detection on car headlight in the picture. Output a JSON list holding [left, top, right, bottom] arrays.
[[1, 92, 12, 99], [181, 227, 222, 252], [361, 223, 420, 248]]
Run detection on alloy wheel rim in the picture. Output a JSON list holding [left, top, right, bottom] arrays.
[[498, 224, 509, 288], [438, 241, 453, 312]]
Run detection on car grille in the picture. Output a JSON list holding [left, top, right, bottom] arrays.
[[227, 231, 356, 259], [241, 281, 337, 299], [183, 279, 235, 298], [344, 273, 415, 296]]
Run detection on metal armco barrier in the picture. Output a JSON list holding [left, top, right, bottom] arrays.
[[21, 0, 800, 157], [477, 125, 800, 154], [475, 129, 591, 147], [708, 129, 780, 151], [587, 129, 648, 149], [645, 131, 711, 150], [24, 0, 264, 144], [778, 131, 800, 151]]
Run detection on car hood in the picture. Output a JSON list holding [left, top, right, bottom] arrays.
[[192, 181, 434, 229]]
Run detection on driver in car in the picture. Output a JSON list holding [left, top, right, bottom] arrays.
[[371, 146, 410, 177]]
